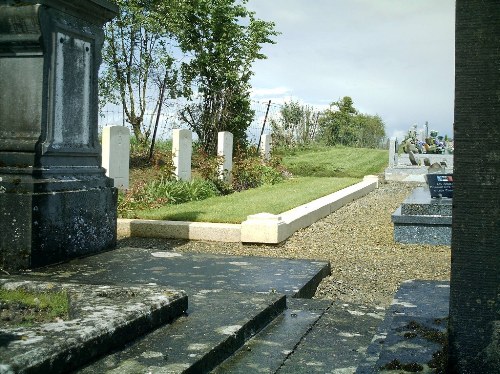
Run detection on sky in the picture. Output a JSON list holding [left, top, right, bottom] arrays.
[[246, 0, 456, 140]]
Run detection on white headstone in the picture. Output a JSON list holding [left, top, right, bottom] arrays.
[[389, 137, 398, 167], [173, 129, 192, 181], [218, 131, 233, 181], [260, 134, 271, 160], [101, 125, 130, 189]]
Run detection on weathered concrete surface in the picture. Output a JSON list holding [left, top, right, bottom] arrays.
[[77, 292, 286, 373], [278, 302, 384, 373], [357, 280, 449, 373], [11, 247, 330, 372], [24, 247, 331, 299], [213, 299, 332, 374], [0, 280, 187, 374]]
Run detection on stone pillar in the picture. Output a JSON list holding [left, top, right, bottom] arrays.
[[388, 138, 397, 167], [102, 125, 130, 189], [0, 1, 118, 270], [172, 129, 191, 181], [218, 131, 233, 182], [449, 1, 500, 372], [260, 134, 271, 161]]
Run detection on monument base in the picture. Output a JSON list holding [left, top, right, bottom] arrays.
[[0, 170, 117, 270], [392, 187, 452, 246]]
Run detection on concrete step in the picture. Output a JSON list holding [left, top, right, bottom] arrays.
[[212, 298, 332, 373], [76, 291, 286, 373], [212, 300, 384, 373], [278, 302, 385, 373], [15, 247, 331, 373], [356, 280, 450, 374]]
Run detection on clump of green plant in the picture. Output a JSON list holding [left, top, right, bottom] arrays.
[[0, 288, 69, 326], [118, 178, 221, 218], [191, 145, 288, 194]]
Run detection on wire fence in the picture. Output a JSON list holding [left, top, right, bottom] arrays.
[[99, 100, 289, 146]]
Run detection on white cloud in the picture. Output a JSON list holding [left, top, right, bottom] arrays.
[[247, 0, 455, 138]]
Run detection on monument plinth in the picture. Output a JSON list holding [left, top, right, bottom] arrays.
[[0, 0, 119, 270]]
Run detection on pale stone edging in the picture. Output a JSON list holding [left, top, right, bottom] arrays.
[[117, 175, 379, 244]]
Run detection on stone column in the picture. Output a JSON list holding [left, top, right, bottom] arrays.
[[0, 1, 118, 270], [260, 134, 271, 161], [449, 0, 500, 371], [172, 129, 192, 181], [102, 125, 130, 189], [218, 131, 233, 182]]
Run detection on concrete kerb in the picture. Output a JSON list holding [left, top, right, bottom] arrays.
[[117, 175, 379, 244]]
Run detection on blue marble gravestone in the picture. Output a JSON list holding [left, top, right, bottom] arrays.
[[0, 0, 119, 270]]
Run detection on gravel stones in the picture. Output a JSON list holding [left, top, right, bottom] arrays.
[[118, 180, 451, 308]]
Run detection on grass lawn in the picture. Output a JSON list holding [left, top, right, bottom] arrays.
[[128, 176, 359, 223], [125, 146, 389, 223], [279, 146, 388, 178]]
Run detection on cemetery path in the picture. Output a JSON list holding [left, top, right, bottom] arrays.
[[117, 181, 451, 308]]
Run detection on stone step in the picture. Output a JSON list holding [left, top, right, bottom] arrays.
[[212, 300, 384, 373], [15, 247, 331, 373], [76, 291, 286, 373], [212, 298, 332, 373], [356, 280, 450, 374], [278, 302, 385, 373]]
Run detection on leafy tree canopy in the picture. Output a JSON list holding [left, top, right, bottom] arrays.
[[318, 96, 386, 148], [100, 0, 278, 154]]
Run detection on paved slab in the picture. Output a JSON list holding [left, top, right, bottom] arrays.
[[0, 280, 187, 374], [25, 247, 330, 300], [12, 247, 331, 372], [213, 299, 332, 374], [77, 292, 286, 373], [357, 280, 450, 373], [278, 302, 385, 373]]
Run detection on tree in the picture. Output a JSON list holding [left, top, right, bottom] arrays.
[[100, 0, 179, 144], [270, 101, 319, 148], [318, 96, 357, 146], [318, 96, 385, 148], [173, 0, 278, 154]]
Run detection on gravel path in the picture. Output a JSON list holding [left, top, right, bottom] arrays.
[[118, 180, 451, 308]]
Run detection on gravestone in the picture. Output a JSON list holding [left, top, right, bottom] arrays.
[[172, 129, 191, 181], [450, 0, 500, 371], [102, 125, 130, 189], [218, 131, 233, 182], [388, 138, 397, 167], [0, 0, 118, 270], [260, 134, 271, 161]]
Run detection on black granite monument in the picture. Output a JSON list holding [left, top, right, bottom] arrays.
[[0, 0, 119, 270], [450, 0, 500, 371]]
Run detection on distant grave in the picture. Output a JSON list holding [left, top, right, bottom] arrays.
[[0, 0, 119, 270], [385, 127, 454, 182]]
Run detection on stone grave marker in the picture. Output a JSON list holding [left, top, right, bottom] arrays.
[[172, 128, 192, 181], [102, 125, 130, 189], [218, 131, 233, 182], [0, 0, 118, 270]]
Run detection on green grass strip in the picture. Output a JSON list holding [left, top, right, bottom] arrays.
[[280, 146, 388, 178], [130, 177, 359, 223]]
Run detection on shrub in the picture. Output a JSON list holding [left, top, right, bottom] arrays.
[[231, 146, 286, 192], [118, 178, 220, 218]]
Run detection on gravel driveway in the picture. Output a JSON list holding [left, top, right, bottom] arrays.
[[118, 180, 451, 308]]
